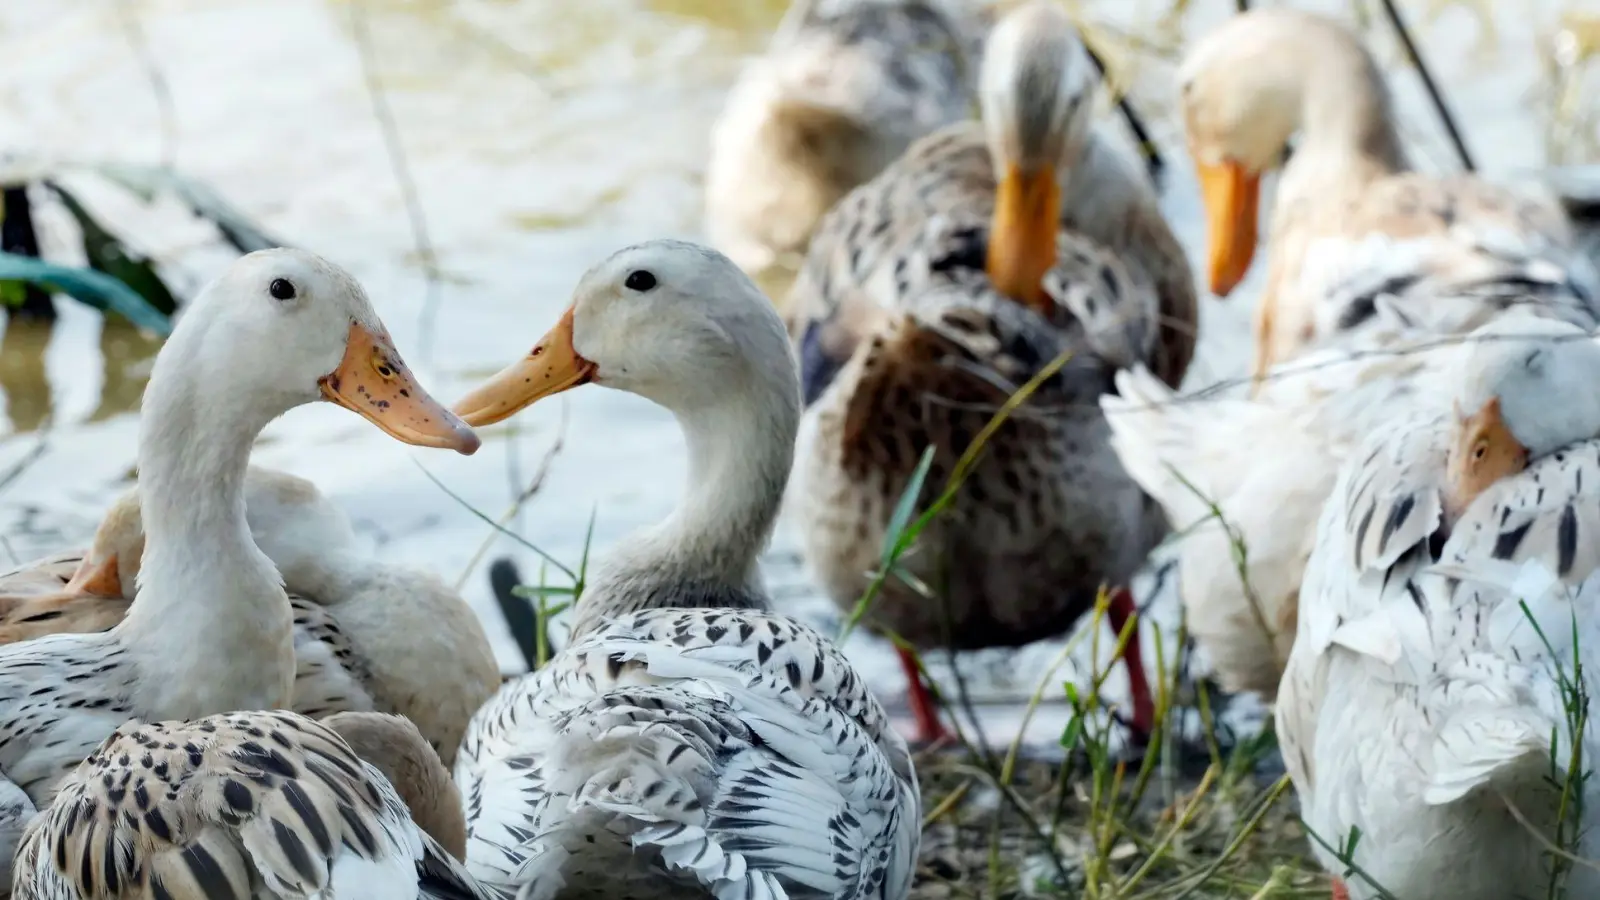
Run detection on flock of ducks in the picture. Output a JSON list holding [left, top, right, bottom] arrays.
[[0, 2, 1592, 899]]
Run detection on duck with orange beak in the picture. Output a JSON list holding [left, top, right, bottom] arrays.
[[448, 241, 919, 900], [1179, 8, 1598, 388], [0, 463, 500, 767], [0, 248, 483, 883], [781, 0, 1195, 748], [1278, 315, 1600, 900]]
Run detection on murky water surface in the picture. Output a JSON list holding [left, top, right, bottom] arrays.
[[0, 0, 1592, 748]]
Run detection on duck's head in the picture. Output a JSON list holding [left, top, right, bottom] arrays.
[[1445, 316, 1600, 514], [1178, 9, 1364, 297], [148, 248, 479, 455], [453, 240, 797, 425], [979, 0, 1098, 312]]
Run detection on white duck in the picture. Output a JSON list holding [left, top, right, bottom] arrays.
[[1102, 268, 1600, 697], [1277, 315, 1600, 900], [704, 0, 982, 275], [13, 710, 499, 898], [1179, 7, 1600, 383], [449, 241, 918, 900], [0, 467, 501, 767], [0, 249, 479, 888]]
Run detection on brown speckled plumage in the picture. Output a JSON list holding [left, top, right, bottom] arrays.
[[12, 710, 498, 899], [786, 114, 1194, 648]]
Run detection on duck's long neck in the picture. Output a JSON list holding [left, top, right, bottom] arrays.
[[575, 381, 798, 631], [1290, 35, 1408, 182], [118, 369, 296, 719]]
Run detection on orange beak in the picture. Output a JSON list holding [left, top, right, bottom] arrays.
[[1444, 397, 1530, 516], [452, 306, 597, 427], [987, 162, 1061, 314], [319, 322, 481, 455], [1196, 158, 1261, 297]]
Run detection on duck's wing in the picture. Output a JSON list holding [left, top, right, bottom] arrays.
[[285, 596, 378, 721], [13, 709, 498, 900], [1101, 318, 1459, 694], [1415, 442, 1600, 804], [1293, 174, 1600, 343], [455, 608, 917, 900], [1296, 410, 1454, 673], [764, 0, 978, 145], [784, 125, 993, 407], [1275, 406, 1454, 794], [705, 0, 980, 271], [0, 632, 141, 802], [1063, 132, 1197, 387]]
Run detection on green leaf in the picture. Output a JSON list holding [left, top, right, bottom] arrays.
[[1059, 713, 1085, 751], [0, 252, 171, 334], [47, 182, 179, 317], [881, 446, 935, 569], [511, 584, 578, 598]]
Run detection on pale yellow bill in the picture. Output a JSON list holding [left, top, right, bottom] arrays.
[[453, 306, 597, 427]]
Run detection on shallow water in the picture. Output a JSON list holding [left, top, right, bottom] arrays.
[[0, 0, 1590, 750]]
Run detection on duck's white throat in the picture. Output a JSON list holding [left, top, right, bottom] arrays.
[[116, 337, 298, 719], [572, 376, 799, 634]]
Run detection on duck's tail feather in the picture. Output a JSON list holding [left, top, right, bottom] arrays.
[[1102, 365, 1214, 528], [1426, 706, 1554, 805]]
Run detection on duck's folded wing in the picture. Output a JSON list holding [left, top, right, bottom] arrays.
[[1429, 442, 1600, 662], [1299, 413, 1453, 672], [1408, 443, 1600, 804], [455, 609, 917, 900], [14, 710, 495, 900]]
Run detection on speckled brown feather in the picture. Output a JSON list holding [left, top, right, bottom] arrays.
[[13, 710, 497, 899], [786, 120, 1187, 647]]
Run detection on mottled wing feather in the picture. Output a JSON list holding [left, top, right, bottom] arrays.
[[1287, 172, 1600, 354], [1299, 414, 1452, 665], [14, 710, 495, 900], [285, 597, 377, 721], [455, 609, 917, 900]]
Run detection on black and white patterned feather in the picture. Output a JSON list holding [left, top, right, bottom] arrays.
[[455, 608, 917, 900], [13, 710, 501, 900]]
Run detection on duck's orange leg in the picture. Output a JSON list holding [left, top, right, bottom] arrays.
[[896, 645, 951, 745], [1330, 875, 1351, 900], [1106, 586, 1156, 736]]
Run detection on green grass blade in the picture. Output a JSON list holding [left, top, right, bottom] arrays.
[[881, 446, 936, 569], [412, 460, 579, 582]]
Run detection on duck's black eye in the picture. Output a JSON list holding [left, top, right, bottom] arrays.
[[269, 278, 297, 301], [624, 270, 657, 292]]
